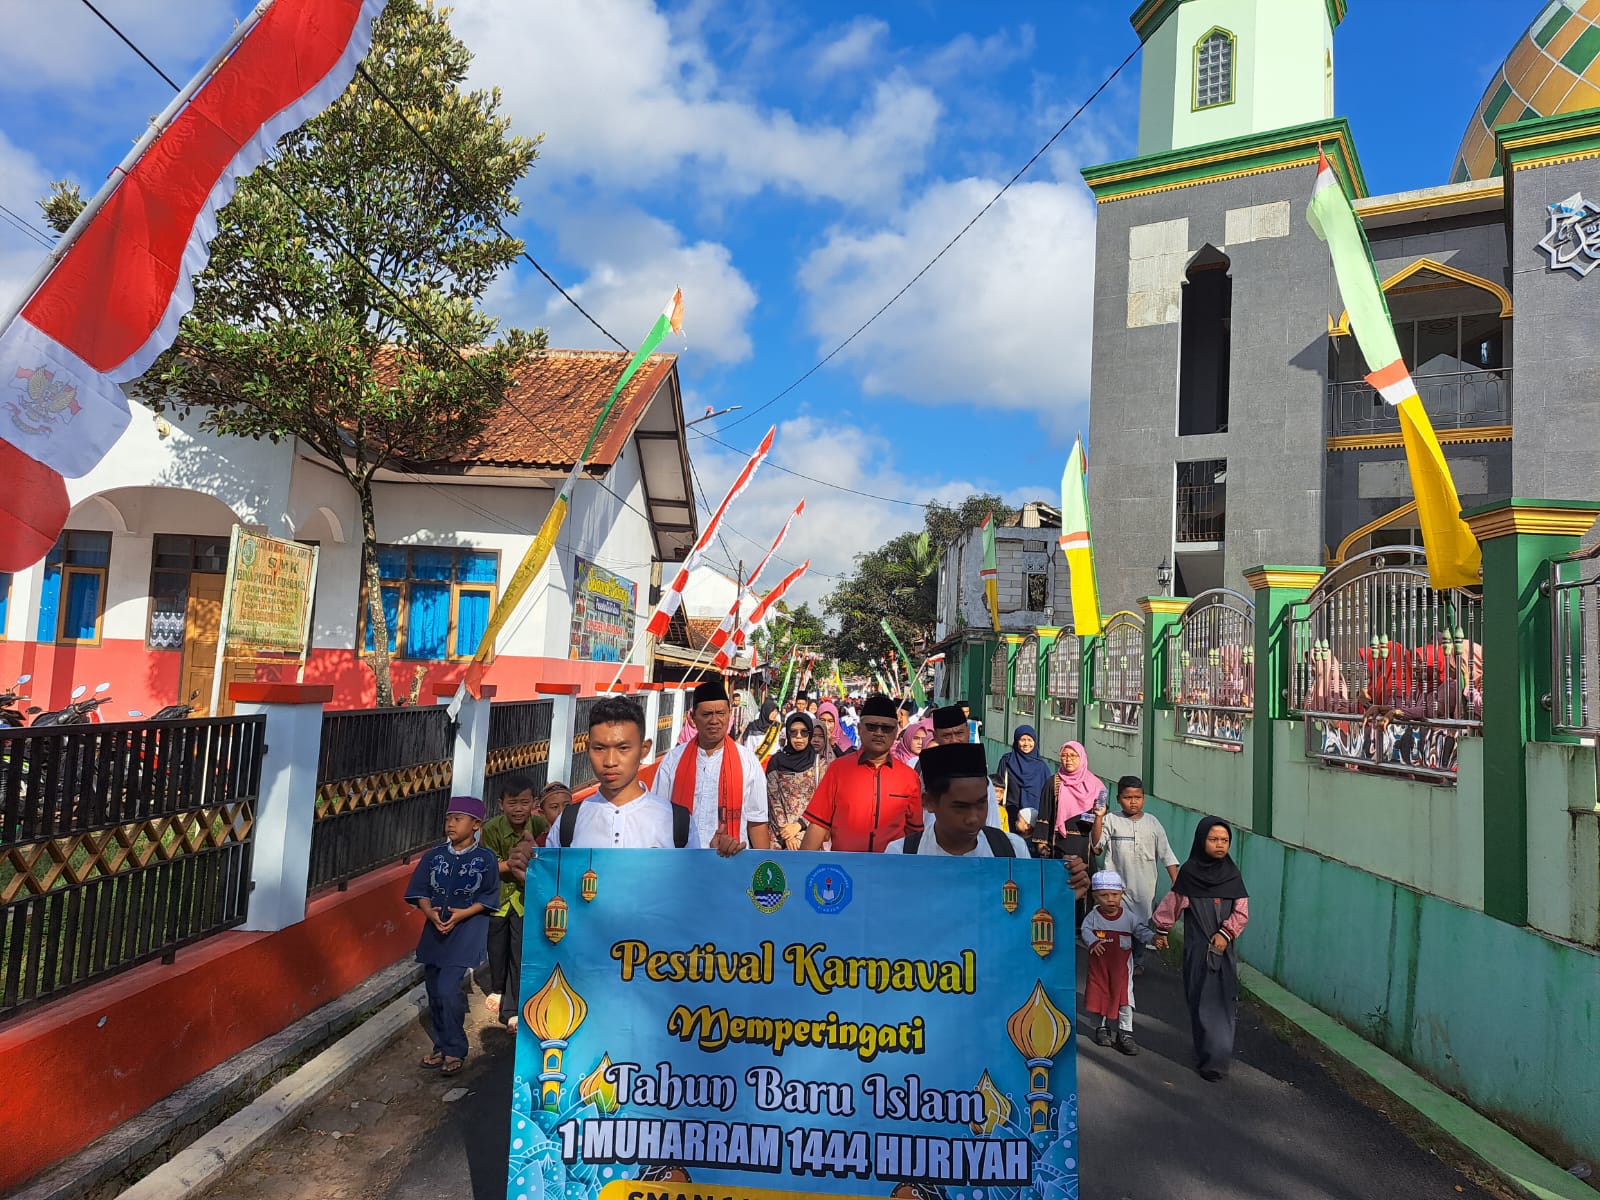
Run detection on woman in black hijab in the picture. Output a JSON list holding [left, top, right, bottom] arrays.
[[764, 713, 824, 850], [1151, 816, 1249, 1081]]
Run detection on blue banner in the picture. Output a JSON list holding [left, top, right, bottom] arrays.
[[509, 850, 1079, 1200]]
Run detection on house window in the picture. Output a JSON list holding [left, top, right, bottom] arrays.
[[1027, 573, 1049, 610], [37, 531, 112, 645], [360, 546, 498, 661], [1178, 246, 1232, 435], [148, 534, 231, 649], [1195, 29, 1234, 109]]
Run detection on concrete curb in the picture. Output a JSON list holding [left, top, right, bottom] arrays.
[[112, 984, 426, 1200], [1240, 963, 1591, 1200]]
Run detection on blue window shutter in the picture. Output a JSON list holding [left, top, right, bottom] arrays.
[[457, 552, 496, 583], [64, 572, 101, 640], [377, 548, 408, 580], [37, 564, 61, 643], [455, 587, 491, 657], [363, 584, 402, 653], [406, 582, 450, 660], [412, 549, 453, 581]]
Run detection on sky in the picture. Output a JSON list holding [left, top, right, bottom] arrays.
[[0, 0, 1536, 606]]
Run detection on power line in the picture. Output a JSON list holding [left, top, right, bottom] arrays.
[[689, 427, 931, 510], [716, 40, 1143, 437], [78, 0, 181, 89], [0, 203, 55, 250]]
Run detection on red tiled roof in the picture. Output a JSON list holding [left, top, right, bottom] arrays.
[[430, 349, 677, 472], [684, 617, 723, 651]]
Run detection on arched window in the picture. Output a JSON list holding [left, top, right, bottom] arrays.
[[989, 644, 1009, 698], [1015, 635, 1039, 716], [1195, 29, 1234, 109]]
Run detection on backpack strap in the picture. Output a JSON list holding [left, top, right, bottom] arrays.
[[672, 803, 690, 849], [983, 827, 1016, 857], [903, 830, 922, 854], [557, 800, 581, 847]]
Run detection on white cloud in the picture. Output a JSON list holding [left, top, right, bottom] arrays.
[[0, 0, 238, 91], [687, 416, 1046, 608], [0, 131, 56, 314], [797, 176, 1098, 432], [812, 18, 889, 78], [490, 206, 757, 363], [452, 0, 940, 208]]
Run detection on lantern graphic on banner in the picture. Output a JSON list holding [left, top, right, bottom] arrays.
[[523, 964, 588, 1111], [545, 853, 570, 943], [1001, 858, 1019, 913], [580, 851, 599, 903], [1006, 980, 1072, 1132], [1030, 858, 1055, 957]]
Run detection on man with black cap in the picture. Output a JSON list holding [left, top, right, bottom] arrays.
[[929, 704, 1003, 827], [652, 674, 771, 850], [800, 692, 922, 853], [886, 742, 1029, 858]]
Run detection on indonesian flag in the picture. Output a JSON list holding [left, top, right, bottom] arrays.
[[704, 498, 805, 659], [1307, 150, 1480, 589], [0, 0, 382, 571], [1060, 436, 1103, 636], [980, 512, 1001, 633], [715, 560, 809, 670], [645, 426, 775, 638]]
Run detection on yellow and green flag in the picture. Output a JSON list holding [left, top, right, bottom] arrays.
[[1059, 436, 1103, 637], [1307, 153, 1479, 589], [980, 512, 1001, 633]]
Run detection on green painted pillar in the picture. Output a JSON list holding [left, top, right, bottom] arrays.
[[1037, 626, 1060, 731], [1138, 596, 1188, 790], [1243, 566, 1324, 839], [1462, 500, 1600, 925]]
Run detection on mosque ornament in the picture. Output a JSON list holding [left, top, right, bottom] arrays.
[[1537, 193, 1600, 277]]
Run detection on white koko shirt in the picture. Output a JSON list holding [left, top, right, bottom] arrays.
[[650, 738, 769, 847]]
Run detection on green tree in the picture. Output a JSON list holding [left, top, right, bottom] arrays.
[[48, 1, 544, 705], [823, 494, 1014, 674], [753, 601, 828, 689]]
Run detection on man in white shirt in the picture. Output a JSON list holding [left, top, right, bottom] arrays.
[[928, 704, 1003, 827], [651, 676, 771, 849], [886, 742, 1029, 858]]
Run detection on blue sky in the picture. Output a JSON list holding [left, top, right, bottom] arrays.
[[0, 0, 1535, 602]]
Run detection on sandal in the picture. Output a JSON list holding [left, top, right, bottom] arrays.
[[441, 1056, 465, 1075], [421, 1051, 445, 1069]]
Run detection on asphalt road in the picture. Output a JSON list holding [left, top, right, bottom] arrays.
[[378, 951, 1495, 1200]]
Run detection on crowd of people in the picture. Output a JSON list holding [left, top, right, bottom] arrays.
[[401, 674, 1249, 1086]]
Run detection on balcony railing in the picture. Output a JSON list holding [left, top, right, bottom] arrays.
[[1176, 482, 1225, 543], [1328, 368, 1510, 438]]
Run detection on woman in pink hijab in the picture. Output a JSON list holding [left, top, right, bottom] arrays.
[[892, 718, 934, 769], [1030, 741, 1108, 862], [814, 700, 855, 761]]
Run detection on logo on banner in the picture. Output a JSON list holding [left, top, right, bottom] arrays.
[[804, 863, 852, 915], [1538, 192, 1600, 277], [8, 366, 81, 437], [746, 860, 790, 914]]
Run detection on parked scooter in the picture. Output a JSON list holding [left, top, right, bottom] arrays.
[[127, 690, 201, 722], [30, 682, 114, 726], [0, 674, 33, 728]]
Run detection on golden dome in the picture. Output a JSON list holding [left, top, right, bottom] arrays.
[[523, 963, 588, 1042], [1005, 980, 1072, 1060], [1454, 0, 1600, 182]]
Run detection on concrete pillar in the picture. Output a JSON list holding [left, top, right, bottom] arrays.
[[1137, 597, 1188, 790], [229, 682, 333, 933], [1243, 566, 1324, 839], [1463, 499, 1600, 925], [436, 682, 495, 801], [538, 683, 580, 787]]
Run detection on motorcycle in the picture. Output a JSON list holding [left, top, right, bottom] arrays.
[[31, 682, 114, 726], [127, 690, 201, 722], [0, 674, 33, 728]]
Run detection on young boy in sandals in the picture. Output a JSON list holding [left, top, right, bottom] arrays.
[[405, 795, 501, 1075]]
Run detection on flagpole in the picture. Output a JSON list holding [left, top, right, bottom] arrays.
[[0, 0, 274, 333]]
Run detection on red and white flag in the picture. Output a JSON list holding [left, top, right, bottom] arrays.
[[0, 0, 382, 569], [717, 559, 809, 669], [704, 498, 805, 659], [646, 426, 775, 638]]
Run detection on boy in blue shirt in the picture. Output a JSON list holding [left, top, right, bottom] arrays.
[[406, 796, 501, 1074]]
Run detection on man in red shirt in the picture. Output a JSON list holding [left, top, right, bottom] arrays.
[[801, 693, 922, 853]]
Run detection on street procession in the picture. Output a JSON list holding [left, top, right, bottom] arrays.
[[3, 1, 1600, 1199]]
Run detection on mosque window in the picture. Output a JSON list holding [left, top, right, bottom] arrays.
[[1195, 29, 1234, 110], [1178, 246, 1232, 437]]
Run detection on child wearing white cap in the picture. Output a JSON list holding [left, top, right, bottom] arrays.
[[1081, 869, 1157, 1056]]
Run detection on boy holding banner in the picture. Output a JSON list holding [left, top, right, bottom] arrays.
[[886, 742, 1029, 858]]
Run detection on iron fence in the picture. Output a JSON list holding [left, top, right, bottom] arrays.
[[485, 699, 553, 803], [1093, 612, 1144, 732], [310, 706, 453, 892], [1014, 635, 1038, 718], [1328, 368, 1510, 437], [0, 716, 263, 1019], [1549, 549, 1600, 735], [1168, 589, 1255, 750], [1288, 547, 1482, 781], [569, 697, 601, 790], [1047, 633, 1081, 721], [988, 645, 1008, 699]]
